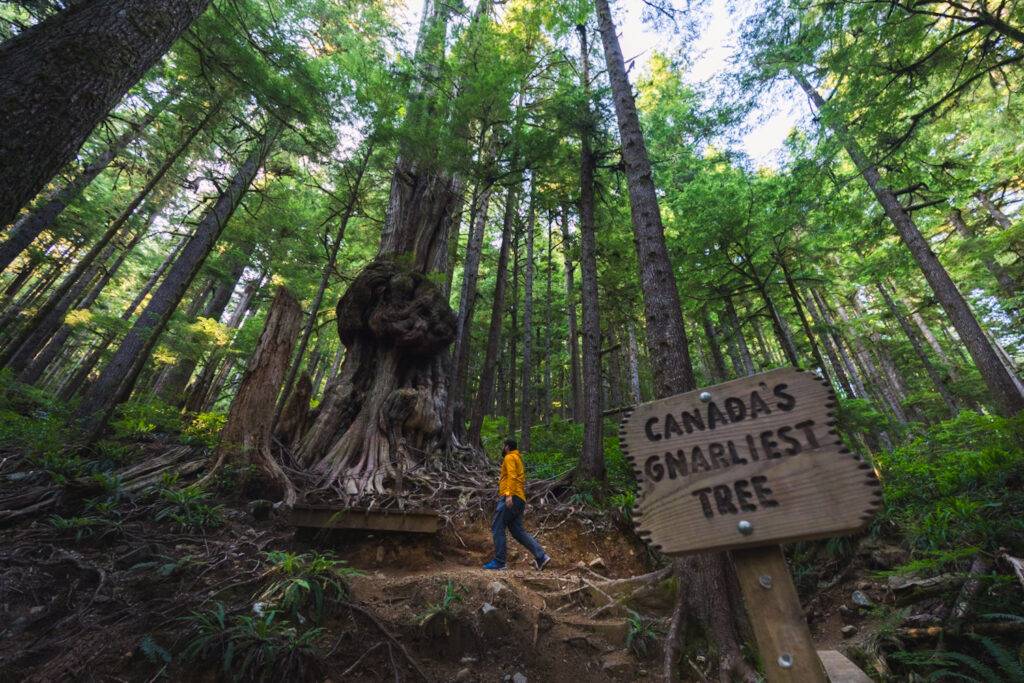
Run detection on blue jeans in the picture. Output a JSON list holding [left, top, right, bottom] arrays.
[[491, 496, 545, 565]]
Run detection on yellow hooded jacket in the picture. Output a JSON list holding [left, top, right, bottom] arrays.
[[498, 449, 526, 501]]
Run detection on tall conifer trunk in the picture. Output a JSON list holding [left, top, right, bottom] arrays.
[[0, 0, 211, 226], [576, 24, 604, 484], [792, 69, 1024, 416], [561, 207, 583, 421], [76, 120, 280, 433], [468, 182, 518, 446], [520, 182, 536, 452], [594, 1, 752, 677]]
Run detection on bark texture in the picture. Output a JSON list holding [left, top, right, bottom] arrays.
[[210, 286, 301, 505], [0, 0, 211, 226], [295, 260, 456, 494], [595, 0, 695, 398], [0, 89, 176, 272], [577, 24, 604, 484], [595, 1, 752, 677]]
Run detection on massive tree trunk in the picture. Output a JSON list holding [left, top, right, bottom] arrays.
[[576, 24, 604, 484], [292, 5, 462, 494], [0, 0, 211, 227], [0, 89, 177, 272], [792, 68, 1024, 416], [520, 182, 536, 452], [595, 1, 752, 678], [467, 182, 518, 446], [76, 120, 280, 434], [560, 206, 583, 421], [207, 286, 301, 504]]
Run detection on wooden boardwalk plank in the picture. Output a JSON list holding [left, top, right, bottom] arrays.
[[817, 650, 873, 683]]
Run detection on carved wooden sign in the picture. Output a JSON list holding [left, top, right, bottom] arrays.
[[619, 368, 881, 555]]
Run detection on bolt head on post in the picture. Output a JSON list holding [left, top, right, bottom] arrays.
[[738, 520, 753, 535], [699, 391, 712, 402]]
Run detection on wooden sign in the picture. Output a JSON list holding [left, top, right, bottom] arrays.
[[619, 368, 881, 556]]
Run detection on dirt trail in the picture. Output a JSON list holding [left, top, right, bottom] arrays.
[[315, 511, 665, 682]]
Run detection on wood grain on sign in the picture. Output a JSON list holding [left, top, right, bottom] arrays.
[[618, 368, 880, 555]]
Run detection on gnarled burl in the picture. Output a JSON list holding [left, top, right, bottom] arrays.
[[296, 260, 456, 495]]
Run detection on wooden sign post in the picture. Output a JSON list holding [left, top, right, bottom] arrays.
[[618, 368, 881, 682]]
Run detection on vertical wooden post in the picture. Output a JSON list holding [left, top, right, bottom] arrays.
[[732, 545, 827, 683]]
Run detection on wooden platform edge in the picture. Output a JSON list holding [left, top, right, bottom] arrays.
[[817, 650, 873, 683]]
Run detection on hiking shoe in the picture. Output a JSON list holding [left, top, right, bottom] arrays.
[[483, 560, 506, 570], [535, 554, 551, 571]]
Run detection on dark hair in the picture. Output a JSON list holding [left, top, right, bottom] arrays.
[[503, 438, 517, 451]]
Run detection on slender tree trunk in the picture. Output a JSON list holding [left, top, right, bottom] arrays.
[[154, 251, 250, 404], [577, 24, 604, 483], [975, 191, 1014, 230], [0, 0, 212, 226], [468, 184, 518, 446], [847, 295, 912, 423], [0, 100, 215, 368], [792, 68, 1024, 416], [509, 224, 520, 428], [810, 290, 867, 398], [910, 309, 958, 379], [723, 291, 755, 376], [275, 143, 371, 424], [949, 208, 1020, 306], [561, 206, 583, 421], [520, 181, 536, 451], [20, 213, 152, 384], [876, 282, 959, 417], [76, 120, 280, 433], [701, 305, 729, 382], [595, 1, 751, 677], [448, 181, 491, 437], [777, 253, 831, 376], [626, 320, 642, 403], [0, 88, 177, 272], [182, 273, 264, 413], [544, 213, 554, 422]]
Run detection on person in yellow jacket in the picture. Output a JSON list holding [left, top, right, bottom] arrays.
[[483, 438, 551, 570]]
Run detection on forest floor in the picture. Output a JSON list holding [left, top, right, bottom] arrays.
[[0, 453, 903, 683]]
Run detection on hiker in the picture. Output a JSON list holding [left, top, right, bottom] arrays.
[[483, 438, 551, 571]]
